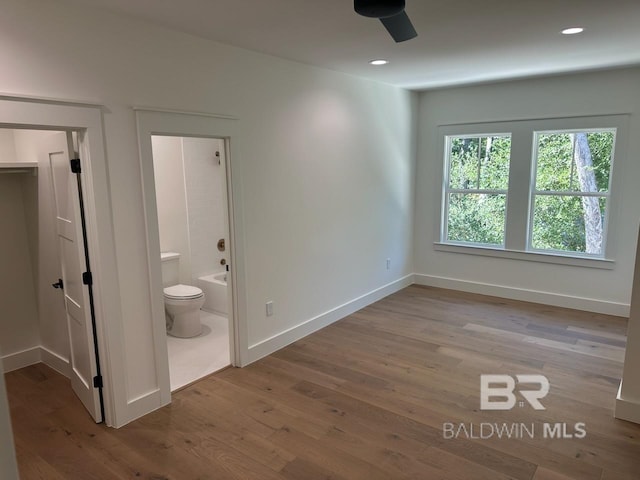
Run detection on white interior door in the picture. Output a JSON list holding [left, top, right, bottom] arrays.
[[43, 131, 103, 423]]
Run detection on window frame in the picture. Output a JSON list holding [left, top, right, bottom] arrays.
[[442, 132, 512, 248], [436, 115, 628, 268], [527, 128, 617, 258]]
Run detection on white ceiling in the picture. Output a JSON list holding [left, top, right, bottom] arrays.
[[75, 0, 640, 90]]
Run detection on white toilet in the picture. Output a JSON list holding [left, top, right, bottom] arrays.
[[161, 252, 205, 338]]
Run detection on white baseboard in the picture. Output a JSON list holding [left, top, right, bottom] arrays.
[[247, 274, 414, 364], [1, 346, 70, 377], [40, 347, 70, 378], [1, 347, 41, 373], [615, 381, 640, 425], [414, 274, 629, 317]]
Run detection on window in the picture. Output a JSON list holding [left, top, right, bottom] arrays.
[[531, 130, 615, 256], [438, 116, 626, 264], [444, 134, 511, 246]]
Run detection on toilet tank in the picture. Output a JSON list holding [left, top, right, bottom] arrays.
[[160, 252, 180, 288]]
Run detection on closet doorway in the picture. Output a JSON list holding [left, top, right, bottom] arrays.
[[0, 129, 104, 421]]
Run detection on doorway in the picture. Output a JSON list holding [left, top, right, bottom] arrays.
[[151, 135, 232, 390], [0, 128, 105, 422], [136, 108, 249, 404]]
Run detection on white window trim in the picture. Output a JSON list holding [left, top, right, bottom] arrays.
[[433, 242, 615, 269], [436, 114, 629, 267]]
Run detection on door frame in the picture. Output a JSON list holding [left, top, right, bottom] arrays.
[[0, 96, 124, 427], [135, 108, 249, 404], [0, 351, 18, 480]]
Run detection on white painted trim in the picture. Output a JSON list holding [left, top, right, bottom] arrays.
[[414, 273, 629, 317], [0, 92, 104, 108], [135, 109, 249, 413], [438, 112, 632, 128], [133, 106, 238, 120], [247, 275, 415, 363], [0, 347, 41, 373], [433, 242, 616, 270], [40, 347, 71, 378], [615, 381, 640, 425]]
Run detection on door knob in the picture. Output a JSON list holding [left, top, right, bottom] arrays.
[[52, 278, 64, 290]]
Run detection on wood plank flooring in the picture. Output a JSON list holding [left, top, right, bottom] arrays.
[[5, 286, 640, 479]]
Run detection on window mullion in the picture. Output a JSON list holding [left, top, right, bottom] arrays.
[[569, 134, 576, 190], [477, 139, 481, 189], [504, 129, 533, 251]]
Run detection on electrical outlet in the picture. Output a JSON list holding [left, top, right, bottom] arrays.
[[266, 301, 274, 317], [386, 258, 391, 270]]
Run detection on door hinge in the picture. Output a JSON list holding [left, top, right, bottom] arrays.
[[70, 158, 81, 173], [82, 271, 93, 286], [93, 375, 103, 389]]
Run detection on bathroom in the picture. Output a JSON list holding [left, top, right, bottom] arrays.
[[152, 135, 231, 391]]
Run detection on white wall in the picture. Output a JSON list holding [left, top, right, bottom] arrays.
[[0, 0, 416, 422], [151, 136, 191, 285], [0, 130, 17, 163], [183, 137, 226, 280], [0, 172, 40, 364], [414, 68, 640, 314]]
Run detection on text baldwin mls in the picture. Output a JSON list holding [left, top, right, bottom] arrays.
[[442, 422, 587, 440]]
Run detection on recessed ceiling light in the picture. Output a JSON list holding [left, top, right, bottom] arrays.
[[369, 59, 389, 66], [561, 27, 584, 35]]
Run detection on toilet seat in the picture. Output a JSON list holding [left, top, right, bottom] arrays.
[[163, 284, 204, 300]]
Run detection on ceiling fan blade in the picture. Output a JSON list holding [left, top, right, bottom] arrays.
[[380, 11, 417, 42]]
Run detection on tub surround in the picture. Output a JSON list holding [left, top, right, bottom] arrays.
[[152, 136, 227, 287]]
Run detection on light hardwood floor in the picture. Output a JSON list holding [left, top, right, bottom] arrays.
[[5, 286, 640, 479]]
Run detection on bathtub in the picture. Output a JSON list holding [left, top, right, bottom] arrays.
[[198, 272, 228, 316]]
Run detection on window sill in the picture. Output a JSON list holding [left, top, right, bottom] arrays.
[[433, 242, 615, 270]]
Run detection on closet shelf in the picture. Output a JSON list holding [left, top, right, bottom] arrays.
[[0, 162, 38, 174]]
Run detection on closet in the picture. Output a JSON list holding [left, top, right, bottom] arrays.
[[0, 129, 70, 377]]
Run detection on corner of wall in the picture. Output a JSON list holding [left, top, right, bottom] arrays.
[[615, 381, 640, 425]]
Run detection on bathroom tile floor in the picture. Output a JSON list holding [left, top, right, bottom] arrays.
[[167, 310, 230, 391]]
